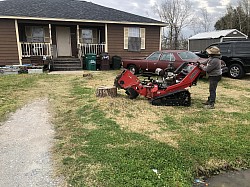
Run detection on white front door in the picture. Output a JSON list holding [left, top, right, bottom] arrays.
[[56, 27, 72, 56]]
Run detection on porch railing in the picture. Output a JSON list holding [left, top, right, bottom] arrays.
[[80, 43, 105, 56], [21, 42, 51, 57]]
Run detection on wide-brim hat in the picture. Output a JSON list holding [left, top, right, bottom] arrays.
[[206, 46, 221, 55]]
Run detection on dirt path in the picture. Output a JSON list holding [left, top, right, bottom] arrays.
[[0, 99, 63, 187]]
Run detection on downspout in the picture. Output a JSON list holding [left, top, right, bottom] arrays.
[[105, 24, 108, 52], [15, 19, 22, 65]]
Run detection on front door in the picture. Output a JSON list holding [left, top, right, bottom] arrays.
[[56, 27, 72, 56]]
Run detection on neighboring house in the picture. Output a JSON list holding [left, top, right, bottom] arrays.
[[188, 29, 248, 52], [0, 0, 166, 69]]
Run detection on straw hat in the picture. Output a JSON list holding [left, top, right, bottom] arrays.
[[206, 46, 221, 55]]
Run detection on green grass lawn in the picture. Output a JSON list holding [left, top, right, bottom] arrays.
[[0, 71, 249, 186]]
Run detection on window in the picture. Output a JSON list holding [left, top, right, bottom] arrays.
[[219, 43, 231, 55], [26, 26, 45, 42], [124, 27, 145, 50], [178, 51, 199, 60], [146, 52, 161, 60], [129, 27, 140, 37], [81, 29, 97, 44], [82, 29, 93, 43], [160, 53, 175, 61]]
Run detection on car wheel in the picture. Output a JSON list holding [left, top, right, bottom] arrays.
[[128, 65, 138, 74], [228, 64, 245, 79]]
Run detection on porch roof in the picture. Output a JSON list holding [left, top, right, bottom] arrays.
[[0, 0, 167, 26]]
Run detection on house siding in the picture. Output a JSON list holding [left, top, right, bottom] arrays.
[[189, 38, 220, 51], [0, 19, 19, 65], [107, 24, 160, 59]]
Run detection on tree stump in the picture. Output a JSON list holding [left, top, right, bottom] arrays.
[[96, 86, 117, 97], [82, 73, 93, 78]]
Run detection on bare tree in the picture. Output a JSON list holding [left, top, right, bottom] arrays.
[[189, 8, 213, 34], [153, 0, 193, 49], [200, 8, 213, 32]]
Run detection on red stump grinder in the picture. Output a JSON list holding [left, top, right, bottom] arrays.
[[114, 62, 202, 106]]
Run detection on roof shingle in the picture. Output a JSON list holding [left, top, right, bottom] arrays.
[[0, 0, 165, 25]]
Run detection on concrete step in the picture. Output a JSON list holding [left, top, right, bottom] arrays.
[[52, 67, 83, 71], [52, 58, 82, 71]]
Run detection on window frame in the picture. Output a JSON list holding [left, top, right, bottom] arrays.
[[124, 27, 145, 50]]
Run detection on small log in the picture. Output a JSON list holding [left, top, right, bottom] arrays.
[[96, 86, 117, 97]]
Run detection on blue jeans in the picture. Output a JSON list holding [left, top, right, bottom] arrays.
[[208, 75, 221, 104]]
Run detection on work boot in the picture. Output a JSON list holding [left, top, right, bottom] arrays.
[[202, 97, 210, 105], [202, 100, 210, 105], [204, 103, 215, 109]]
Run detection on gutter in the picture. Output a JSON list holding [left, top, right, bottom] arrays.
[[0, 15, 168, 27]]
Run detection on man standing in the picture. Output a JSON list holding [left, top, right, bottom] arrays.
[[200, 46, 222, 109]]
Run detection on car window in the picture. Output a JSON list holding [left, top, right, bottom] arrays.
[[170, 53, 175, 61], [219, 43, 231, 55], [160, 53, 176, 61], [234, 42, 250, 55], [160, 53, 171, 60], [178, 51, 199, 60], [146, 52, 161, 60]]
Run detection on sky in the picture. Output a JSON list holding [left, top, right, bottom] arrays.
[[0, 0, 239, 36], [88, 0, 239, 36]]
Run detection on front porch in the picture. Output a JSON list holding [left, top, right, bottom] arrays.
[[18, 22, 107, 69], [20, 42, 106, 58]]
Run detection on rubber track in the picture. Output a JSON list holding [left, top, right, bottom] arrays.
[[150, 90, 191, 106]]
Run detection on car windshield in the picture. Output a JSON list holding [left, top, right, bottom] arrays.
[[178, 51, 199, 60]]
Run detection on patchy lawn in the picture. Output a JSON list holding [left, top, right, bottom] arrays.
[[0, 71, 249, 186]]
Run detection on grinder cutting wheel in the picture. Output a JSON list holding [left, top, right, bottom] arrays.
[[114, 62, 202, 106]]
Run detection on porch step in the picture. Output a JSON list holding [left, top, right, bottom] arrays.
[[52, 58, 82, 71]]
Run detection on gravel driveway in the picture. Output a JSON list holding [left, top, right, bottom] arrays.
[[0, 99, 63, 187]]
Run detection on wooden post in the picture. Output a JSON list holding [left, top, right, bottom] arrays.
[[96, 86, 117, 97]]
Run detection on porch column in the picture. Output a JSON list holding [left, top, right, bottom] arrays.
[[77, 25, 81, 58], [15, 20, 22, 65], [77, 25, 80, 46], [105, 24, 108, 52], [49, 24, 52, 56], [159, 27, 163, 51]]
